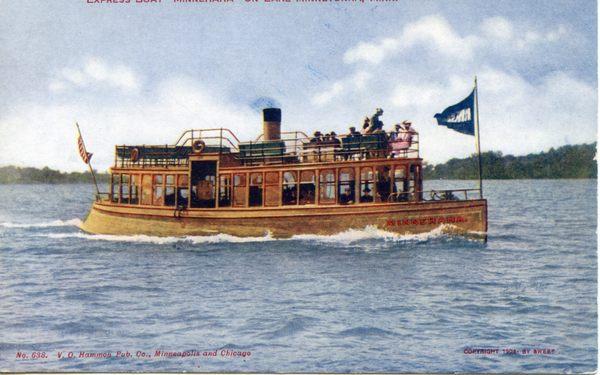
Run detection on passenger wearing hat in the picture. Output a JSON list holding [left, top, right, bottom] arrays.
[[401, 120, 416, 143], [310, 131, 323, 144], [360, 186, 374, 203], [390, 123, 402, 141], [348, 126, 361, 136]]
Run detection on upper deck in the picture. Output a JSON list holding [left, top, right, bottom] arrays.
[[113, 108, 420, 169]]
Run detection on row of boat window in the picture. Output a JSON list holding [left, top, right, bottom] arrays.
[[110, 164, 420, 208]]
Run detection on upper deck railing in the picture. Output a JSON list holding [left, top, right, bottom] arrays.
[[113, 127, 419, 168], [238, 130, 419, 166]]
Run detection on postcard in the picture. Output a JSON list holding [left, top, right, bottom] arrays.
[[0, 0, 597, 373]]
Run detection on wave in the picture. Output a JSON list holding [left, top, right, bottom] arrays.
[[38, 225, 463, 246], [291, 225, 453, 243], [43, 232, 278, 244], [0, 218, 82, 228]]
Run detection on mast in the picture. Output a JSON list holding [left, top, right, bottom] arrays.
[[76, 122, 101, 199], [474, 76, 483, 198]]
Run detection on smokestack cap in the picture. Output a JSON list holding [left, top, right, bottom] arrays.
[[263, 108, 281, 122]]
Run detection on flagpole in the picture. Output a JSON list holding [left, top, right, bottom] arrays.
[[474, 76, 483, 198], [76, 122, 101, 199]]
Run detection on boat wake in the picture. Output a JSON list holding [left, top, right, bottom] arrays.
[[37, 224, 467, 246], [0, 218, 83, 228]]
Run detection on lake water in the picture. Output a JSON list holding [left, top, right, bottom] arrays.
[[0, 180, 596, 373]]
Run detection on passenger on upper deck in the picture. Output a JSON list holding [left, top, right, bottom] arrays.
[[310, 131, 323, 145], [365, 108, 384, 134], [362, 117, 370, 134], [348, 126, 361, 137], [389, 120, 417, 158], [329, 131, 341, 148]]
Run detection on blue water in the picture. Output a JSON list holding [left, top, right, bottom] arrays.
[[0, 180, 597, 373]]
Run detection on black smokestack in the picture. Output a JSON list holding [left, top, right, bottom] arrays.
[[263, 108, 281, 141]]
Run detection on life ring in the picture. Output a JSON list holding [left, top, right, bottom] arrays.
[[130, 147, 139, 162], [192, 140, 206, 154]]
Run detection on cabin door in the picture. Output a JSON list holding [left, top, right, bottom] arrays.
[[191, 161, 217, 208]]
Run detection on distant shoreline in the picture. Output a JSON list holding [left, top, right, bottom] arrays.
[[0, 143, 596, 184]]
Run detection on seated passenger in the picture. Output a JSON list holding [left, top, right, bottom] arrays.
[[362, 117, 370, 134], [360, 187, 374, 203], [309, 131, 323, 145], [339, 187, 354, 205], [349, 126, 361, 137]]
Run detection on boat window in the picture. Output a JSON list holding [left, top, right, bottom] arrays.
[[130, 174, 139, 204], [338, 168, 355, 205], [121, 174, 130, 204], [141, 174, 152, 205], [177, 174, 189, 207], [319, 169, 336, 204], [219, 174, 232, 207], [409, 164, 418, 201], [394, 165, 409, 202], [153, 174, 164, 206], [165, 174, 175, 207], [299, 170, 316, 205], [249, 173, 263, 207], [264, 172, 281, 207], [111, 174, 120, 203], [375, 166, 392, 203], [233, 173, 247, 207], [282, 171, 298, 205], [360, 167, 374, 203]]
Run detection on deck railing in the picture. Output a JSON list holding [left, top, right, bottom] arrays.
[[239, 131, 419, 166], [114, 127, 420, 168]]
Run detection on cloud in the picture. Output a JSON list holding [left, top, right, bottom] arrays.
[[344, 15, 572, 67], [48, 57, 140, 93], [311, 71, 372, 106], [344, 15, 476, 65], [481, 16, 514, 41], [0, 77, 258, 172], [306, 14, 595, 164]]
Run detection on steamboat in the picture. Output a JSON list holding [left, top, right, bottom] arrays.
[[81, 108, 487, 238]]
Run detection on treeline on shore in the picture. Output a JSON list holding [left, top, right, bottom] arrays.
[[0, 143, 596, 184], [423, 143, 597, 179], [0, 166, 110, 184]]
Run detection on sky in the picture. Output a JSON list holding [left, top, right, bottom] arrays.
[[0, 0, 597, 171]]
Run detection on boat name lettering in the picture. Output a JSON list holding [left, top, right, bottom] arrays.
[[385, 215, 468, 227]]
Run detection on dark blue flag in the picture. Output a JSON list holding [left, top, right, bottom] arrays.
[[434, 90, 475, 136]]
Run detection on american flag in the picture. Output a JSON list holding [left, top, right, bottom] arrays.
[[76, 125, 93, 164]]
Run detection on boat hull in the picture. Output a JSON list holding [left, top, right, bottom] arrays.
[[80, 199, 488, 239]]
